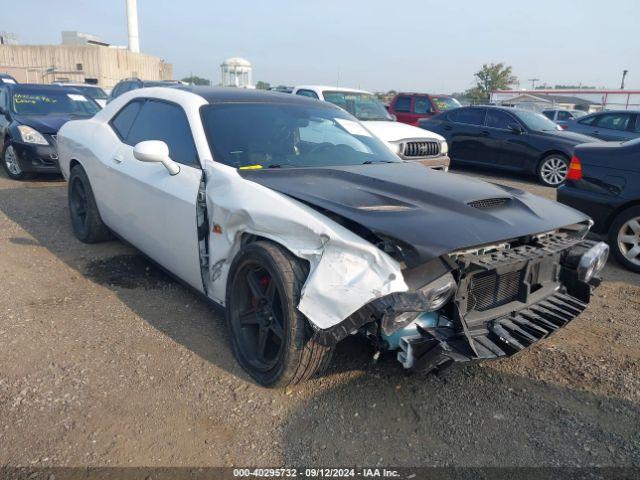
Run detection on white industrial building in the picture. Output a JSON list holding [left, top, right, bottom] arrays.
[[220, 57, 253, 88], [491, 89, 640, 112]]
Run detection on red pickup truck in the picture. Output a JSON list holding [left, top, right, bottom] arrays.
[[388, 93, 462, 126]]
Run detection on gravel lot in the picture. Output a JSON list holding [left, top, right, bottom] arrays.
[[0, 165, 639, 468]]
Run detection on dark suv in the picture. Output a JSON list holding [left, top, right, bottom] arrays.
[[108, 78, 182, 103]]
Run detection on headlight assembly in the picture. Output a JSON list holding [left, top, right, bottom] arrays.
[[577, 242, 609, 282], [440, 141, 449, 155], [419, 272, 457, 311], [17, 125, 49, 145]]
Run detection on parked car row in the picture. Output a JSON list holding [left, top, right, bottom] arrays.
[[292, 86, 450, 170], [419, 105, 598, 187], [56, 86, 609, 387]]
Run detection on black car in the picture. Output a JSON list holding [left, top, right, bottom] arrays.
[[564, 110, 640, 142], [0, 84, 101, 180], [420, 106, 599, 187], [558, 138, 640, 272], [107, 78, 182, 103]]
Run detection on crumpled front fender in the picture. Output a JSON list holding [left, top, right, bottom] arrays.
[[203, 164, 408, 330]]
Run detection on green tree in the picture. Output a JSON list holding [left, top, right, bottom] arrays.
[[181, 75, 211, 86], [467, 63, 518, 102], [255, 81, 271, 90]]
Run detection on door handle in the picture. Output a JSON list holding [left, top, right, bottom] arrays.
[[480, 130, 490, 136], [113, 154, 124, 163], [444, 125, 453, 131]]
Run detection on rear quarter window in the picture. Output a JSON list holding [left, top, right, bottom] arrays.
[[110, 100, 143, 140], [393, 96, 412, 112]]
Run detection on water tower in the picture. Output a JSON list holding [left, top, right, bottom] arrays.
[[220, 58, 253, 88]]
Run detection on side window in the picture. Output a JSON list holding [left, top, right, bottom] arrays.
[[542, 111, 555, 120], [413, 97, 433, 114], [110, 100, 143, 140], [126, 100, 199, 167], [454, 108, 486, 126], [296, 89, 319, 99], [633, 115, 640, 134], [595, 113, 632, 131], [485, 110, 516, 129], [556, 111, 572, 121], [394, 96, 412, 112], [578, 115, 597, 126], [0, 88, 6, 110]]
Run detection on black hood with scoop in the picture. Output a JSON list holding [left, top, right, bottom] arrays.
[[239, 162, 589, 265]]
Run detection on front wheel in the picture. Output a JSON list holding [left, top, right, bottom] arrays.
[[537, 154, 569, 187], [609, 206, 640, 273], [225, 241, 332, 388], [2, 142, 32, 180]]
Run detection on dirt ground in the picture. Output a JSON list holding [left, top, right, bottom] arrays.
[[0, 165, 639, 468]]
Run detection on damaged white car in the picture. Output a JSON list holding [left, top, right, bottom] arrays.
[[58, 87, 608, 388]]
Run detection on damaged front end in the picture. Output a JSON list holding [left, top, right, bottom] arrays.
[[313, 229, 608, 375]]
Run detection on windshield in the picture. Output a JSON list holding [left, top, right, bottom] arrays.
[[571, 110, 587, 118], [514, 110, 561, 131], [322, 91, 391, 121], [201, 103, 401, 169], [70, 86, 108, 100], [11, 89, 101, 116], [431, 96, 461, 111]]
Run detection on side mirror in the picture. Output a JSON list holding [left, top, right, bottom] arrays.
[[508, 124, 523, 134], [388, 114, 397, 121], [133, 140, 180, 175]]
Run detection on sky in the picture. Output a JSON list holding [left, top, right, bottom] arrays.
[[3, 0, 639, 93]]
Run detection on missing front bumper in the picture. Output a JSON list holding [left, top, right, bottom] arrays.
[[398, 290, 588, 373]]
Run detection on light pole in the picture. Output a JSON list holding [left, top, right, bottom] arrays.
[[621, 70, 628, 90]]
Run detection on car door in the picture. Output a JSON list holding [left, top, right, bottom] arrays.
[[483, 109, 528, 170], [105, 98, 205, 292], [411, 96, 435, 125], [589, 112, 634, 141], [447, 107, 487, 164]]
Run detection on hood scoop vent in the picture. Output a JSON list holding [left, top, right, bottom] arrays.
[[468, 197, 510, 210]]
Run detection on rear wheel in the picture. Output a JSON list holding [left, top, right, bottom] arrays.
[[537, 154, 569, 187], [2, 142, 33, 180], [609, 206, 640, 273], [68, 165, 111, 243], [226, 241, 332, 388]]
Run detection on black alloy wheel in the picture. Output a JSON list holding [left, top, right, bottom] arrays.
[[226, 241, 332, 387], [68, 165, 111, 243]]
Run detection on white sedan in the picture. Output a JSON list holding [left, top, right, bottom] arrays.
[[59, 86, 607, 387]]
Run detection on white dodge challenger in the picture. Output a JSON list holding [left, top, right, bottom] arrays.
[[58, 86, 608, 387]]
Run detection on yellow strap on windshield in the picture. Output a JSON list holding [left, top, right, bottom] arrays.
[[239, 165, 263, 170]]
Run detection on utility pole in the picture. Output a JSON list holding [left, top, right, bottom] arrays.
[[621, 70, 628, 90], [528, 78, 540, 90]]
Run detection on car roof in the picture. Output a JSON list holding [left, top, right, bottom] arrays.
[[6, 83, 83, 94], [177, 86, 339, 107], [295, 85, 371, 94], [55, 83, 103, 88], [396, 92, 451, 97], [591, 109, 640, 114]]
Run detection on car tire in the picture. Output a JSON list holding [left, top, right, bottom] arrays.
[[226, 240, 332, 388], [608, 206, 640, 273], [537, 154, 569, 187], [2, 141, 33, 181], [68, 164, 112, 243]]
